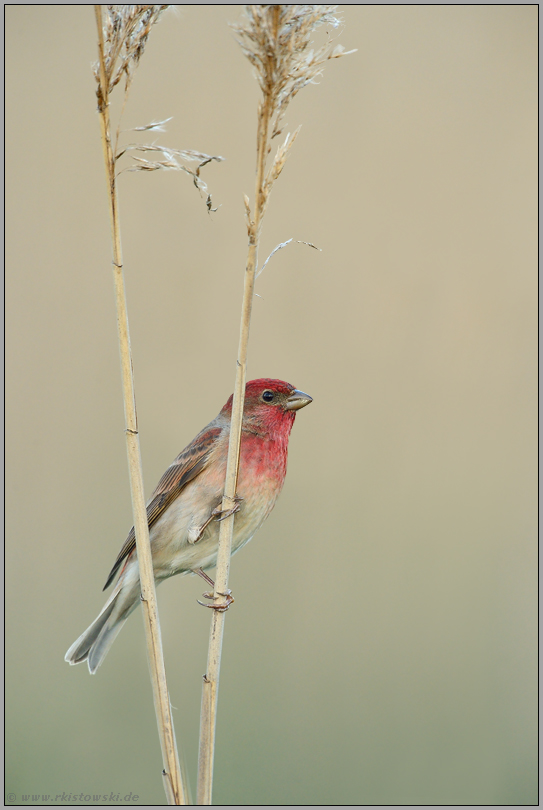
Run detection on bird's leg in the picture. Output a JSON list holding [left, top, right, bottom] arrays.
[[194, 567, 215, 588], [190, 513, 216, 544], [193, 568, 235, 612], [190, 497, 243, 544]]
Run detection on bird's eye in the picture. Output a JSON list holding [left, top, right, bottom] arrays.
[[262, 390, 275, 402]]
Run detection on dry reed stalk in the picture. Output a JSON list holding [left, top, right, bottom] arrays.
[[92, 5, 199, 804], [196, 6, 353, 804]]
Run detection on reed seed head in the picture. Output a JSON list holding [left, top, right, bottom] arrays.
[[233, 5, 353, 139], [95, 5, 170, 98]]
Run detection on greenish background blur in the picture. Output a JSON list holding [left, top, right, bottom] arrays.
[[6, 5, 537, 806]]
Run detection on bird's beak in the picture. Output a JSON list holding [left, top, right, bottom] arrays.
[[285, 389, 313, 411]]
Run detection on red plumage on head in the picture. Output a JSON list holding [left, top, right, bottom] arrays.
[[221, 378, 297, 441], [245, 378, 295, 398], [221, 378, 295, 413]]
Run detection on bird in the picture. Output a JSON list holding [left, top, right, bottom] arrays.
[[65, 378, 312, 673]]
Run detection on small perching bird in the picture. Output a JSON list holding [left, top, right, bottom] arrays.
[[65, 378, 312, 673]]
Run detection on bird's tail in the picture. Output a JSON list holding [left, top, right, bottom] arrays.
[[65, 576, 139, 674]]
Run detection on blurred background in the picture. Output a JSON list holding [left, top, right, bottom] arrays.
[[6, 5, 537, 806]]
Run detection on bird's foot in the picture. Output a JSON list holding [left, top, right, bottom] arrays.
[[193, 568, 235, 611], [190, 498, 243, 544], [213, 496, 243, 522], [197, 589, 234, 612]]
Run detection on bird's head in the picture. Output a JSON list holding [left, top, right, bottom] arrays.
[[222, 378, 312, 437]]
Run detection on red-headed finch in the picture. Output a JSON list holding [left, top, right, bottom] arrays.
[[65, 378, 312, 673]]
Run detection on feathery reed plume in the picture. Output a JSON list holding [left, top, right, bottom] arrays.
[[93, 5, 196, 804], [95, 5, 169, 96], [197, 6, 353, 804], [117, 143, 224, 209], [97, 5, 224, 212]]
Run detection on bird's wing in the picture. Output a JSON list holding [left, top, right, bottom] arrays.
[[103, 424, 223, 590]]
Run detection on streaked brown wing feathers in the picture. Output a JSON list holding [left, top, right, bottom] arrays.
[[103, 425, 222, 590]]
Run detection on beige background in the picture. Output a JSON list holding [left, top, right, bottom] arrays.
[[6, 5, 537, 806]]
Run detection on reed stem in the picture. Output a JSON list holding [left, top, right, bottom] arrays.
[[195, 32, 275, 810], [196, 5, 350, 802], [94, 6, 187, 805]]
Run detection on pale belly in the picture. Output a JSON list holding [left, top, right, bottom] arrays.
[[146, 463, 283, 579]]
